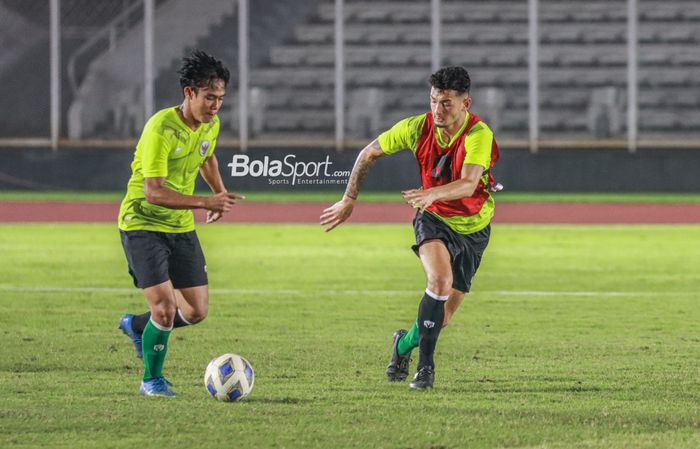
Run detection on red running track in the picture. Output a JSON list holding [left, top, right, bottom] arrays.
[[1, 201, 699, 224]]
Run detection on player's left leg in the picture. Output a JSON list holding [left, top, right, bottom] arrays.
[[443, 289, 466, 327], [168, 230, 209, 325], [174, 286, 208, 324]]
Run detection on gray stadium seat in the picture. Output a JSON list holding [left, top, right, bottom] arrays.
[[251, 0, 700, 139]]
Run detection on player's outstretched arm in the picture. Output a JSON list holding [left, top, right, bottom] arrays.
[[320, 139, 385, 232], [144, 177, 243, 214], [199, 154, 245, 223]]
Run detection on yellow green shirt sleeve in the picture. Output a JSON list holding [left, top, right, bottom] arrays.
[[140, 129, 170, 178], [377, 114, 427, 154], [463, 121, 494, 170]]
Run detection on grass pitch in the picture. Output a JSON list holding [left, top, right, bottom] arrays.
[[1, 224, 699, 449]]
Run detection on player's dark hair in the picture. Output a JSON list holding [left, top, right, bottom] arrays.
[[429, 66, 470, 94], [178, 50, 230, 92]]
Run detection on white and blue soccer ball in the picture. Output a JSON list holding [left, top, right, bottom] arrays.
[[204, 353, 254, 402]]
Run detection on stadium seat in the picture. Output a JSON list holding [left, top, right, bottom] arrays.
[[587, 86, 624, 138], [347, 88, 385, 137], [250, 0, 691, 138], [135, 0, 700, 139]]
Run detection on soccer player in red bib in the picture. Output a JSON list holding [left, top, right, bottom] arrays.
[[321, 67, 499, 389]]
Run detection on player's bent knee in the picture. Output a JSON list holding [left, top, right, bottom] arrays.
[[188, 308, 208, 324], [151, 304, 177, 328], [188, 296, 208, 323], [426, 274, 453, 296]]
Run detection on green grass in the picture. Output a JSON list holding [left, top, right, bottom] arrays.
[[1, 224, 699, 449], [2, 190, 700, 203]]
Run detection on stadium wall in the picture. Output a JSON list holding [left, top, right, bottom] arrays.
[[1, 146, 699, 192]]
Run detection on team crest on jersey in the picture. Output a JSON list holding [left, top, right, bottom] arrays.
[[199, 140, 210, 157]]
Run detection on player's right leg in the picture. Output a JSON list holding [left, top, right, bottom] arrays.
[[118, 230, 176, 396], [119, 230, 172, 360], [121, 288, 207, 359], [139, 280, 177, 397], [119, 230, 207, 359], [409, 239, 452, 389]]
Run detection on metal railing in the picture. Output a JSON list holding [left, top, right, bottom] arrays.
[[19, 0, 696, 152], [66, 0, 143, 95]]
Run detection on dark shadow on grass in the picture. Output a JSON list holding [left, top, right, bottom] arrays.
[[243, 396, 312, 405], [447, 379, 605, 394]]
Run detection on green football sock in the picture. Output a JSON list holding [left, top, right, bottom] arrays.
[[397, 320, 419, 356], [142, 319, 172, 382]]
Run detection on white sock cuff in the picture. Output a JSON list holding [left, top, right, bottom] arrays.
[[425, 289, 449, 302], [149, 318, 173, 332], [177, 308, 193, 326]]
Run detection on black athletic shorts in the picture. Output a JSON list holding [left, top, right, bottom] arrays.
[[120, 230, 208, 289], [411, 211, 491, 293]]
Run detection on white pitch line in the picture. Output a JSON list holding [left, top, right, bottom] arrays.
[[0, 286, 694, 298], [489, 290, 667, 297]]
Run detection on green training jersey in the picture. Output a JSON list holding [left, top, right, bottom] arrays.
[[378, 112, 495, 234], [118, 107, 219, 233]]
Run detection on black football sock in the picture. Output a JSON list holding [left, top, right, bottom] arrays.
[[417, 289, 447, 371], [131, 309, 192, 335], [131, 312, 151, 334]]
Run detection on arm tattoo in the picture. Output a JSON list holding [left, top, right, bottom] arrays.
[[344, 140, 382, 200]]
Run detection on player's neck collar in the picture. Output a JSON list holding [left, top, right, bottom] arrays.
[[435, 111, 469, 147], [175, 105, 201, 132]]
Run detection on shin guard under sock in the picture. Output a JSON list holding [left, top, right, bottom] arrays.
[[417, 289, 447, 370], [142, 319, 172, 381]]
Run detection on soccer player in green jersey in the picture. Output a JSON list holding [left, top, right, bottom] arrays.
[[321, 67, 499, 389], [117, 50, 243, 397]]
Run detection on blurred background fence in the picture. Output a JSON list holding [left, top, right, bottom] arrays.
[[3, 0, 700, 149], [1, 0, 700, 191]]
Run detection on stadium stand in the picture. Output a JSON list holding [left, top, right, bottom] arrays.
[[0, 3, 47, 80], [1, 0, 699, 141], [245, 0, 700, 139], [67, 0, 235, 138]]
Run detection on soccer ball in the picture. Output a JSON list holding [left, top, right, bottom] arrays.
[[204, 353, 254, 402]]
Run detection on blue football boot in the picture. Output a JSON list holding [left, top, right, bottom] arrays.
[[139, 377, 176, 397], [118, 314, 143, 359]]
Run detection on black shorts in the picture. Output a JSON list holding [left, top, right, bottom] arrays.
[[120, 230, 208, 289], [411, 211, 491, 293]]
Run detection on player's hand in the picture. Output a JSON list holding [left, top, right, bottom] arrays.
[[205, 210, 223, 224], [402, 188, 436, 212], [320, 197, 355, 232], [205, 191, 245, 213]]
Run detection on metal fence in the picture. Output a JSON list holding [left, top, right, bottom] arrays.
[[1, 0, 699, 152]]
